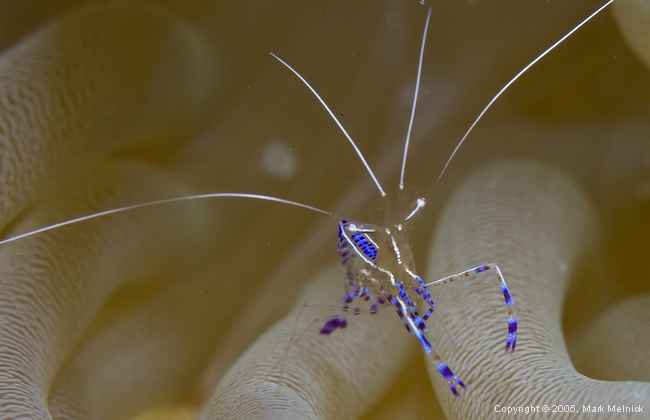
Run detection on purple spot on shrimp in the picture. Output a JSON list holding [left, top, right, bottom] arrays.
[[506, 318, 518, 353], [440, 366, 455, 379], [475, 264, 490, 273], [320, 317, 347, 334], [506, 336, 517, 354], [422, 308, 433, 321], [434, 360, 465, 397], [502, 286, 514, 306]]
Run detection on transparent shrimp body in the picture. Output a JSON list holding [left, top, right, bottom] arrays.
[[321, 198, 467, 396]]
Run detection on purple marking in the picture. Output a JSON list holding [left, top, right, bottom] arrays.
[[384, 290, 413, 333], [351, 233, 377, 260], [344, 274, 355, 287], [338, 238, 352, 265], [449, 384, 460, 398], [396, 282, 428, 332], [508, 320, 518, 335], [435, 361, 466, 398], [506, 337, 517, 354], [397, 283, 416, 312], [422, 308, 433, 322], [413, 326, 433, 353], [415, 277, 436, 321], [502, 284, 513, 306], [506, 317, 518, 353], [475, 264, 490, 273], [320, 317, 347, 334], [383, 287, 435, 352]]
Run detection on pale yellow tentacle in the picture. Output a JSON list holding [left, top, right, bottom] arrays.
[[427, 161, 650, 419]]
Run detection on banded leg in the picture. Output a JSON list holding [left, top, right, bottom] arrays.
[[381, 288, 413, 333], [413, 276, 436, 321], [396, 282, 427, 332], [320, 288, 385, 334], [383, 287, 465, 397], [425, 263, 518, 354], [432, 353, 466, 398]]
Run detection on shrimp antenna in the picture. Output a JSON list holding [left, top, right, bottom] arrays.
[[0, 193, 337, 246], [400, 7, 432, 190], [270, 52, 387, 197], [434, 0, 614, 185]]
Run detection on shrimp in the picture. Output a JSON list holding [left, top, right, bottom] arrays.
[[0, 1, 640, 418]]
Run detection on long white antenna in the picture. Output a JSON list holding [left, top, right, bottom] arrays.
[[435, 0, 614, 185], [0, 193, 337, 246], [400, 7, 432, 190], [270, 52, 387, 197]]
